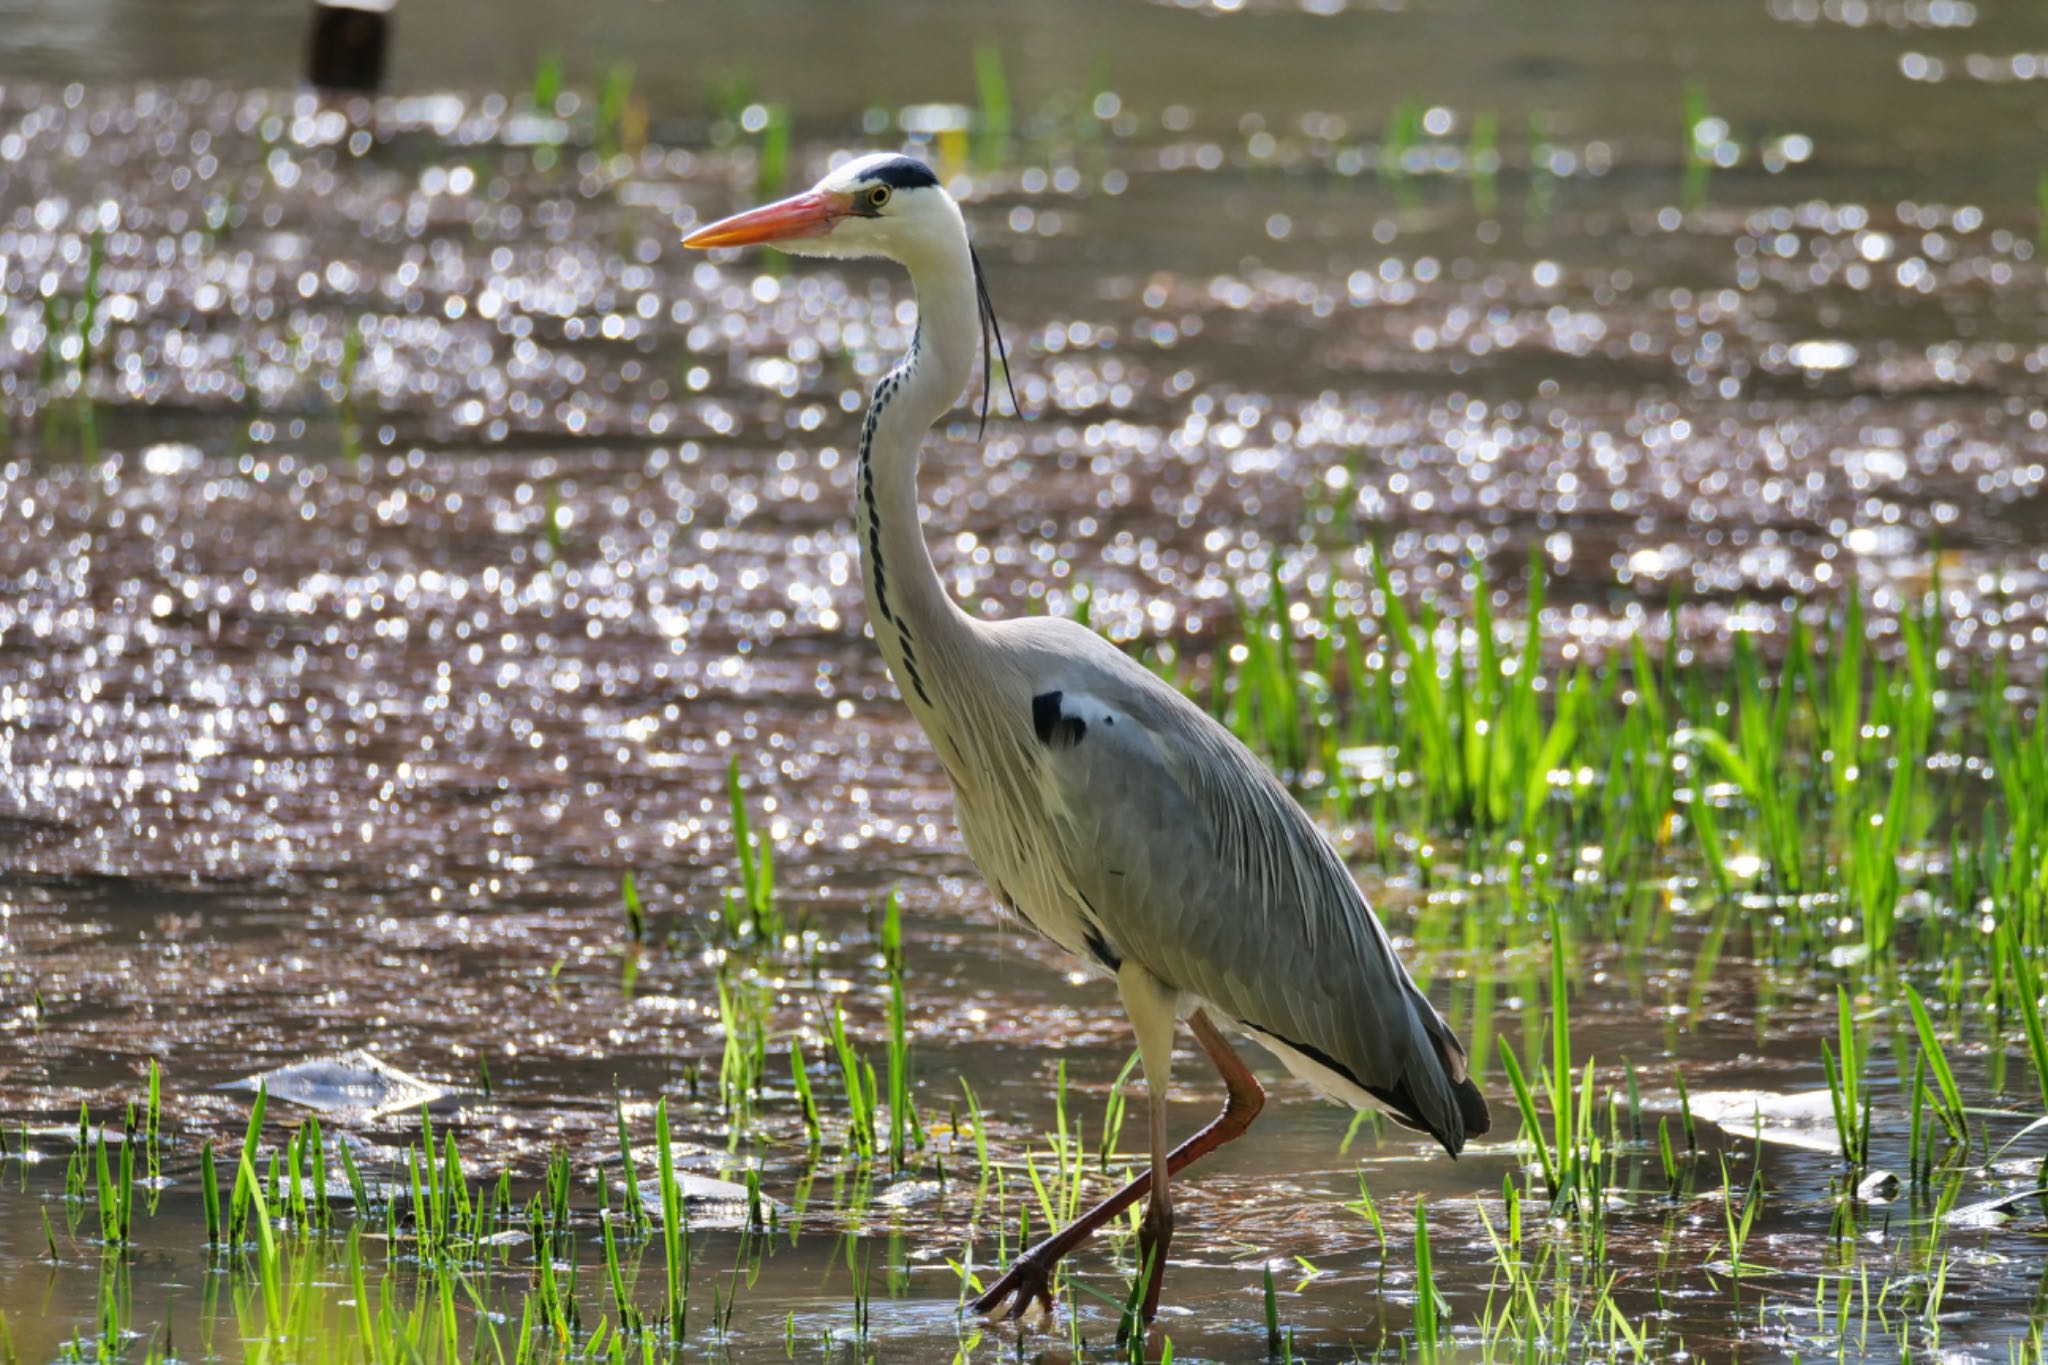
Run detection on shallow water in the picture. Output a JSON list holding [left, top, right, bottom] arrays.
[[3, 0, 2048, 1359]]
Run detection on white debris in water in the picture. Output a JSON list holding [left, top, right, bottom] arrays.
[[630, 1172, 786, 1230], [873, 1179, 943, 1208], [140, 443, 202, 476], [1843, 524, 1917, 556], [1845, 446, 1910, 483], [224, 1049, 463, 1120], [1788, 339, 1859, 371], [1946, 1190, 2046, 1227], [1679, 1087, 1843, 1154]]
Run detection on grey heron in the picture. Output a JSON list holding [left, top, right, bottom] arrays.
[[684, 152, 1488, 1328]]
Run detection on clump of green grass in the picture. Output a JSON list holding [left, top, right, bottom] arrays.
[[789, 1038, 822, 1150], [620, 870, 647, 943], [656, 1097, 689, 1332], [1710, 1154, 1764, 1291], [530, 51, 564, 114], [334, 318, 365, 463], [89, 1111, 133, 1249], [1262, 1262, 1283, 1354], [236, 1148, 283, 1328], [36, 225, 107, 456], [596, 63, 639, 160], [144, 1060, 160, 1189], [1209, 544, 2048, 1057], [723, 756, 779, 942], [1413, 1198, 1444, 1359], [1346, 1172, 1389, 1290], [2004, 929, 2048, 1115], [543, 479, 566, 565], [973, 44, 1013, 171], [1466, 110, 1500, 216], [1379, 99, 1423, 213], [1225, 576, 1314, 778], [827, 1000, 879, 1159], [714, 968, 769, 1123], [754, 103, 791, 201], [1821, 986, 1872, 1169], [1097, 1049, 1139, 1172], [880, 888, 923, 1168], [1682, 81, 1715, 211], [1902, 982, 1969, 1152], [229, 1083, 268, 1245], [199, 1138, 221, 1248], [1497, 905, 1608, 1224]]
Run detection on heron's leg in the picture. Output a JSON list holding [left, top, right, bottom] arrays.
[[1122, 966, 1180, 1327], [970, 1007, 1266, 1323]]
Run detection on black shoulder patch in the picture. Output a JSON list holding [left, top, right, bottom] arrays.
[[867, 156, 939, 190], [1031, 691, 1061, 742], [1031, 690, 1086, 749]]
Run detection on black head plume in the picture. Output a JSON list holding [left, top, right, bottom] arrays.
[[970, 245, 1021, 442]]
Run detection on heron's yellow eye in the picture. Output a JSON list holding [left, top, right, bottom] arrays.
[[866, 185, 891, 212]]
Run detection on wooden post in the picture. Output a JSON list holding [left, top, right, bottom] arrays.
[[306, 0, 394, 92]]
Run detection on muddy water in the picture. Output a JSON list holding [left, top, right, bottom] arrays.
[[3, 0, 2048, 1359]]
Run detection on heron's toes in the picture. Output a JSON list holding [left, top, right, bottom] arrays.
[[1134, 1204, 1174, 1326], [970, 1256, 1056, 1325]]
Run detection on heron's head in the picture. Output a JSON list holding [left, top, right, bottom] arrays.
[[683, 150, 1018, 432], [682, 152, 960, 264]]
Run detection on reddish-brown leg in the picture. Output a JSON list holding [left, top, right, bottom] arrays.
[[970, 1010, 1265, 1323]]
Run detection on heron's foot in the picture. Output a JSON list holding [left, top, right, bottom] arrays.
[[1124, 1199, 1174, 1333], [970, 1252, 1057, 1325]]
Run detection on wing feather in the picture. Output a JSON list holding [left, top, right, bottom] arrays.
[[1029, 670, 1487, 1153]]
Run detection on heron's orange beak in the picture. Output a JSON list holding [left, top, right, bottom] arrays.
[[683, 190, 846, 249]]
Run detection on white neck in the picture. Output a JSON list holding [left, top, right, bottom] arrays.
[[854, 216, 981, 715]]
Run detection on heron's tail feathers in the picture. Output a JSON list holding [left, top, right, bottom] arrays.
[[1429, 1010, 1492, 1142], [1454, 1073, 1492, 1139], [1374, 999, 1491, 1157]]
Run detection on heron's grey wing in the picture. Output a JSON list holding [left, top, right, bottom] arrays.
[[1029, 682, 1487, 1154]]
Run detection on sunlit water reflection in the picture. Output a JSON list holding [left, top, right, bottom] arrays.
[[3, 0, 2048, 1358]]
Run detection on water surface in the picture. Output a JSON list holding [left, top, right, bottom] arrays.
[[3, 0, 2048, 1359]]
